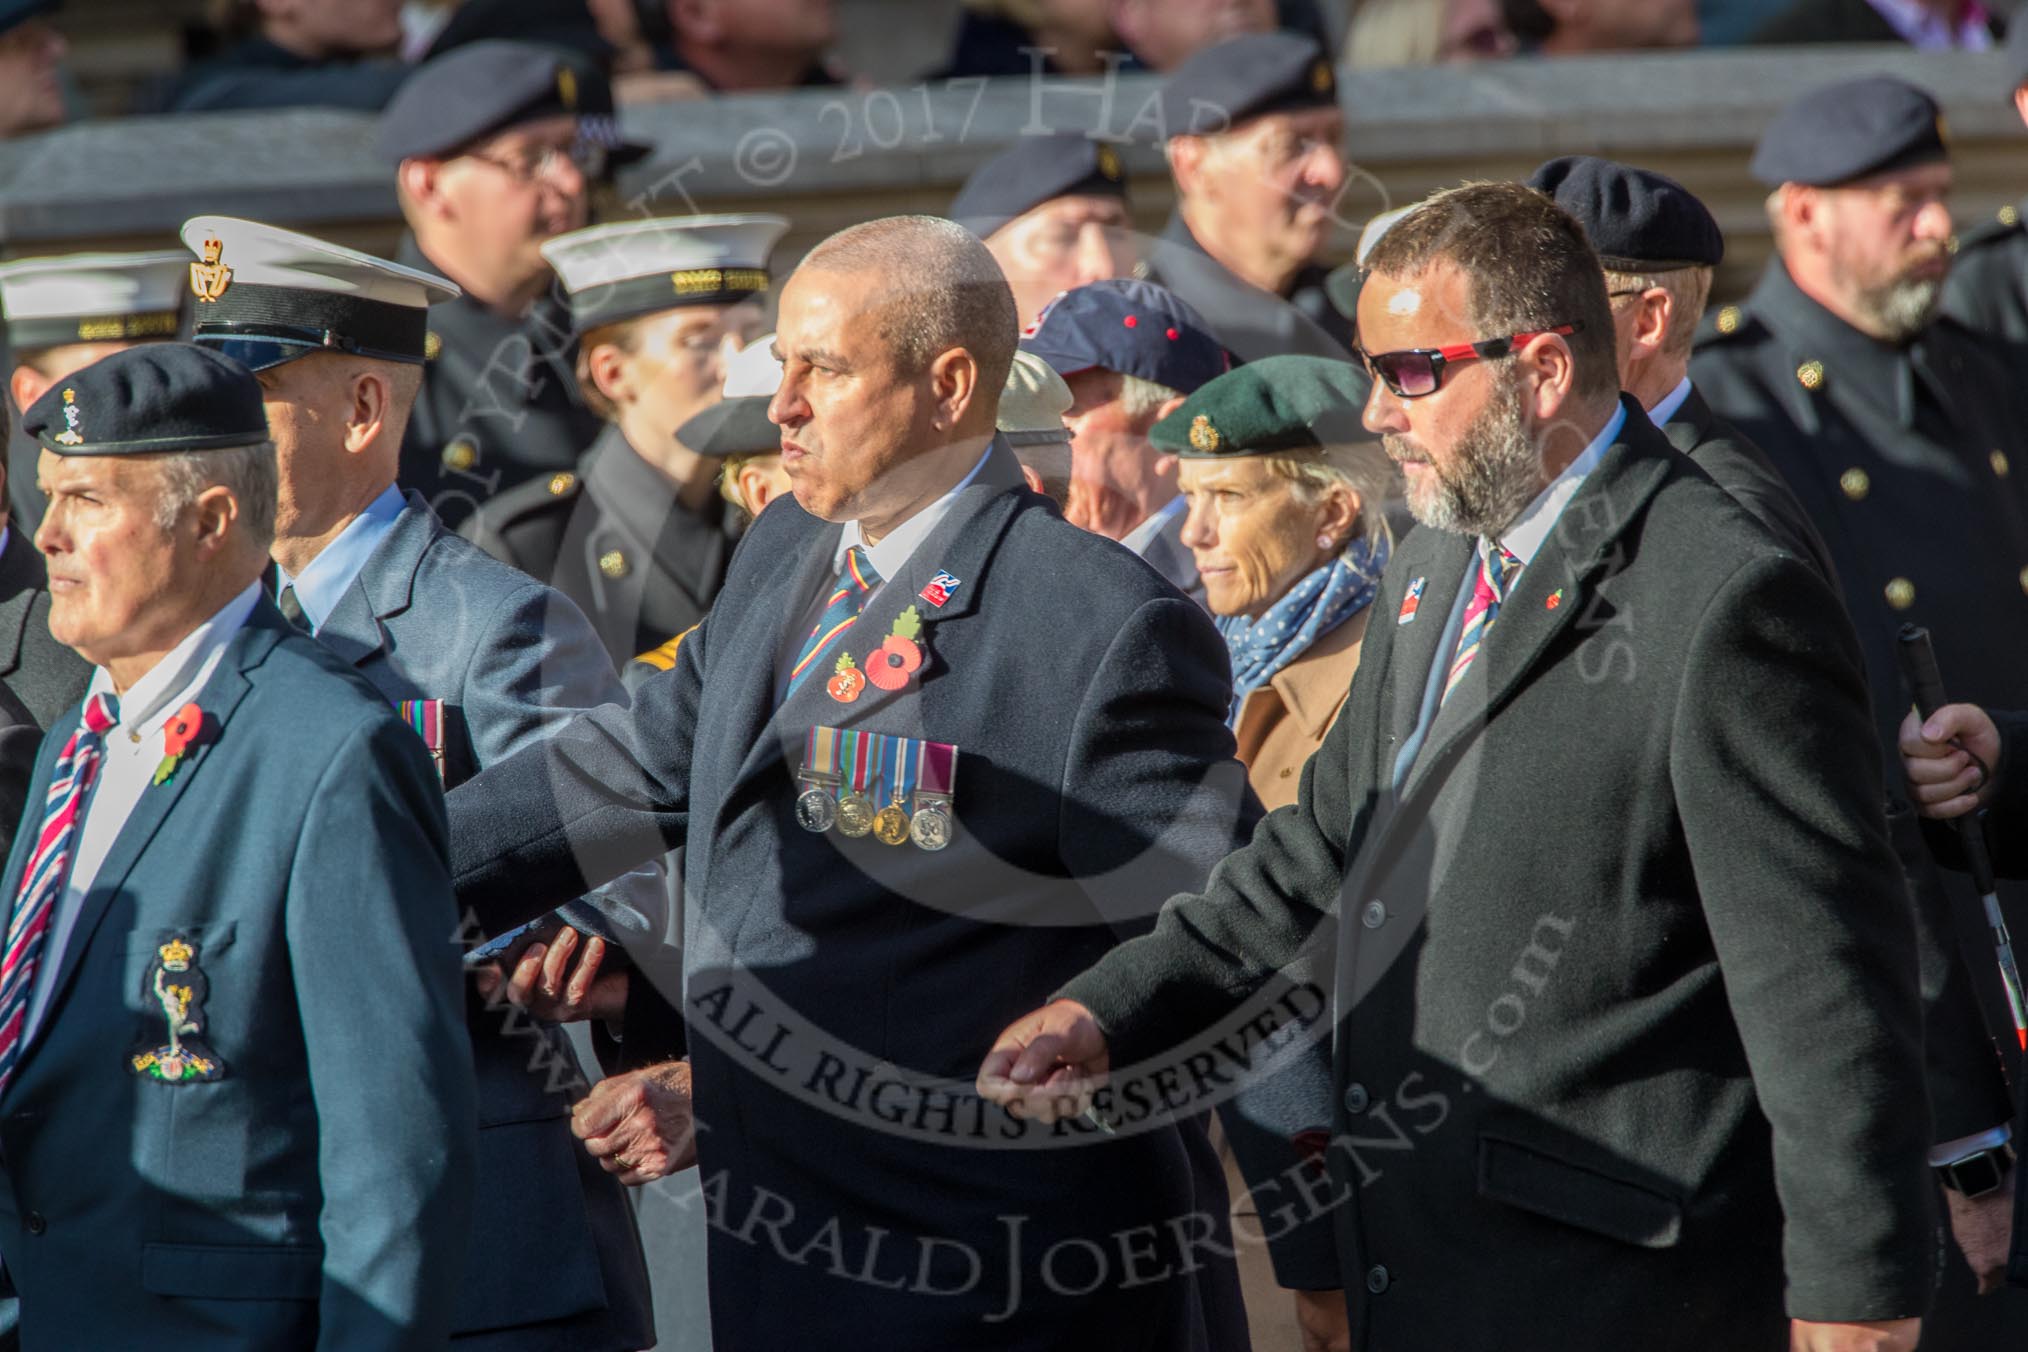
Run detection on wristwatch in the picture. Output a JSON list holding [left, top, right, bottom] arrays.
[[1934, 1142, 2015, 1198]]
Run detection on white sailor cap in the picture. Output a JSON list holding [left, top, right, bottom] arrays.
[[0, 252, 188, 351], [998, 350, 1072, 447], [540, 214, 790, 333], [179, 215, 460, 372], [675, 333, 784, 458]]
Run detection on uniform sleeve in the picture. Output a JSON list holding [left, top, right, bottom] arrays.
[[448, 602, 706, 938], [459, 578, 669, 950], [1671, 554, 1934, 1323], [289, 716, 476, 1352]]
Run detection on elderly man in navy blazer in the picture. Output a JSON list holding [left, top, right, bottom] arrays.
[[182, 215, 658, 1352], [444, 215, 1268, 1348], [0, 344, 475, 1350]]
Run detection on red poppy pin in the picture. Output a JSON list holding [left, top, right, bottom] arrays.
[[827, 651, 867, 704], [865, 606, 925, 692], [153, 702, 206, 786]]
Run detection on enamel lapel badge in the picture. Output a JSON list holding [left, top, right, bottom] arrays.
[[1398, 577, 1427, 625], [130, 935, 225, 1084]]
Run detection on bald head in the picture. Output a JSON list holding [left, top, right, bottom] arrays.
[[803, 216, 1020, 400]]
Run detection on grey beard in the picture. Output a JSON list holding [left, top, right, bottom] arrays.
[[1389, 379, 1544, 539], [1856, 275, 1942, 344]]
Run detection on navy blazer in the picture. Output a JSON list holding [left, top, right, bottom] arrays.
[[315, 495, 655, 1348], [449, 444, 1270, 1349], [0, 602, 476, 1351]]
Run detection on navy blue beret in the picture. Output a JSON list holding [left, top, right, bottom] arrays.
[[949, 134, 1128, 236], [1159, 32, 1338, 141], [23, 343, 268, 457], [379, 40, 647, 164], [1527, 156, 1724, 271], [1750, 76, 1947, 188]]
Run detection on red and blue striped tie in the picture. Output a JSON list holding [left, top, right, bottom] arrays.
[[785, 546, 881, 697], [1442, 546, 1521, 706], [0, 691, 118, 1096]]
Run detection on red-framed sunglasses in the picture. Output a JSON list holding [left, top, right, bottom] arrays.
[[1360, 323, 1582, 399]]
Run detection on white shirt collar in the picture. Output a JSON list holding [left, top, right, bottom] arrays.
[[86, 581, 262, 741], [275, 483, 407, 631], [834, 447, 992, 582], [1645, 377, 1694, 430], [1120, 494, 1186, 558], [1488, 402, 1625, 569]]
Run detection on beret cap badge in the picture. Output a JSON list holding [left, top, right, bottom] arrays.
[[1310, 60, 1332, 93], [1095, 143, 1122, 182], [1188, 414, 1221, 453], [557, 65, 578, 110], [53, 388, 83, 447], [189, 237, 232, 304]]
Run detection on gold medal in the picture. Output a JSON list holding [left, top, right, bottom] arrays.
[[872, 797, 911, 846], [837, 793, 875, 837], [909, 800, 952, 851]]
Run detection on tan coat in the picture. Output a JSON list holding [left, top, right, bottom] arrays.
[[1231, 607, 1371, 810]]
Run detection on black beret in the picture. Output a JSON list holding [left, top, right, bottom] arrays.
[[1159, 32, 1338, 141], [1527, 156, 1724, 271], [949, 134, 1128, 236], [379, 40, 647, 164], [1750, 75, 1948, 188], [678, 397, 777, 458], [24, 343, 268, 457], [0, 0, 55, 32]]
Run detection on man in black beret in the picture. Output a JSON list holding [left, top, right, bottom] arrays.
[[380, 40, 652, 529], [1144, 31, 1355, 361], [1943, 19, 2028, 342], [1527, 155, 1832, 580], [0, 343, 477, 1351], [950, 132, 1137, 328], [1694, 76, 2028, 1339], [0, 0, 65, 140]]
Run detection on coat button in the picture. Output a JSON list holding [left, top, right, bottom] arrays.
[[548, 471, 576, 496], [2018, 566, 2028, 597], [1342, 1082, 1370, 1113], [598, 549, 630, 579], [1361, 900, 1386, 929], [1366, 1264, 1390, 1294], [1884, 577, 1916, 610], [2003, 204, 2021, 228], [441, 437, 477, 472], [1714, 305, 1741, 335], [1992, 450, 2011, 479], [1838, 467, 1869, 501], [1796, 360, 1825, 392], [24, 1211, 45, 1235]]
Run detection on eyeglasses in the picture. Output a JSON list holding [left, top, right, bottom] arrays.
[[1359, 323, 1581, 399], [465, 139, 608, 185]]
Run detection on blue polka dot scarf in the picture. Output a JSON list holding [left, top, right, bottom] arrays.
[[1215, 536, 1387, 727]]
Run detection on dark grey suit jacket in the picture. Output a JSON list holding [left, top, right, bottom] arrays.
[[1062, 404, 1937, 1348], [446, 444, 1262, 1349], [0, 528, 89, 731], [313, 496, 654, 1350]]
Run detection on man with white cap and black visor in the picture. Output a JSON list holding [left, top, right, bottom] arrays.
[[464, 213, 788, 668], [181, 212, 660, 1352]]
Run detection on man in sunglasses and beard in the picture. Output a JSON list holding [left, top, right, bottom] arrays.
[[982, 180, 1937, 1352]]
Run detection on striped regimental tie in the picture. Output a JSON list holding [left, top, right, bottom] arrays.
[[784, 546, 882, 698], [1441, 545, 1522, 706], [0, 691, 119, 1096]]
